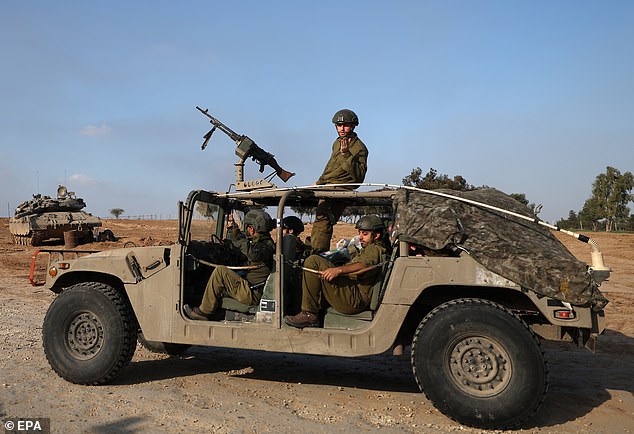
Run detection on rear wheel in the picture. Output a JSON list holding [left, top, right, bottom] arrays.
[[42, 282, 138, 385], [411, 298, 548, 429]]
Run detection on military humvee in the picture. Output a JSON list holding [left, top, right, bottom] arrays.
[[36, 182, 609, 429], [36, 108, 610, 429]]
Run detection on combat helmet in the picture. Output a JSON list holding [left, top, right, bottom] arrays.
[[355, 215, 385, 232], [332, 109, 359, 126], [282, 216, 304, 234], [244, 209, 275, 233]]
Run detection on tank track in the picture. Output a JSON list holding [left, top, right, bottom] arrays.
[[12, 232, 44, 246]]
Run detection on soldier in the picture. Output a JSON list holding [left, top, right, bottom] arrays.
[[284, 215, 386, 328], [281, 215, 309, 260], [184, 209, 275, 320], [280, 215, 308, 315], [310, 109, 368, 253]]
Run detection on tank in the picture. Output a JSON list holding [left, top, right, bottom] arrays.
[[9, 185, 103, 246]]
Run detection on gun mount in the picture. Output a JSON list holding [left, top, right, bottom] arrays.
[[196, 106, 295, 191]]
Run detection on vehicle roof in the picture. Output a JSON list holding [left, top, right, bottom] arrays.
[[191, 184, 399, 208]]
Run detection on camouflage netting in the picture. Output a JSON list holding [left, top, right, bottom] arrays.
[[393, 188, 608, 310]]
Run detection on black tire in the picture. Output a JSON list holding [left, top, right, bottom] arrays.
[[42, 282, 138, 385], [411, 298, 548, 429], [138, 331, 191, 355], [98, 229, 116, 242]]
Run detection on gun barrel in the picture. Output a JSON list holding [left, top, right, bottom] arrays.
[[196, 106, 240, 142]]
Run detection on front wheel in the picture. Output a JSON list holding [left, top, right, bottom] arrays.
[[411, 298, 548, 429], [42, 282, 138, 385]]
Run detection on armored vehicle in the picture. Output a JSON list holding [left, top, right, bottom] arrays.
[[33, 111, 610, 429], [10, 185, 103, 246], [33, 183, 611, 429]]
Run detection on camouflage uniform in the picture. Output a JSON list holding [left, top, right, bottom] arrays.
[[199, 233, 275, 314], [301, 238, 385, 315], [311, 132, 368, 252]]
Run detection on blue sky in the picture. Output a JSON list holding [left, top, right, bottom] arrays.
[[1, 1, 633, 223]]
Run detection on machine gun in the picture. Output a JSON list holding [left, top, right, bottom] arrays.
[[196, 106, 295, 190]]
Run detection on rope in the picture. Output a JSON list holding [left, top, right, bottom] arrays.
[[196, 258, 261, 270], [295, 261, 385, 276], [221, 182, 607, 271]]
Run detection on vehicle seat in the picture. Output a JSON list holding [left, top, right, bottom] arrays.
[[220, 234, 297, 316], [323, 251, 394, 330], [219, 279, 267, 314]]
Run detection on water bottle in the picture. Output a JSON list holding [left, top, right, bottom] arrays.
[[335, 238, 349, 250]]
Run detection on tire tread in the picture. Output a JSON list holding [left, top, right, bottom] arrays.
[[410, 297, 549, 429], [42, 282, 137, 385]]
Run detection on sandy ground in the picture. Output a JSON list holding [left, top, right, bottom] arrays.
[[0, 218, 633, 433]]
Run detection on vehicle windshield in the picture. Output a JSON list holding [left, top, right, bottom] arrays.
[[189, 200, 221, 242]]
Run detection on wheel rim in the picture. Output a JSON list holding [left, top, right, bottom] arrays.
[[447, 335, 512, 397], [65, 311, 104, 360]]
